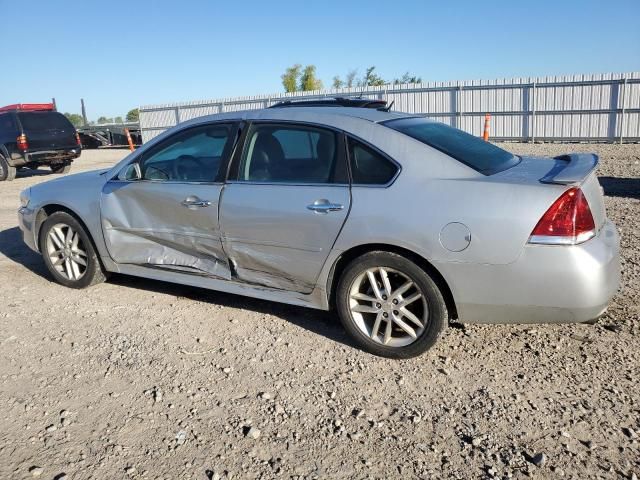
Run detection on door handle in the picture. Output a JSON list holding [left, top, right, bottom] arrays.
[[306, 199, 344, 214], [181, 198, 212, 208]]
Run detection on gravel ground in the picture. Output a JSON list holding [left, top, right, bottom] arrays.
[[0, 144, 638, 480]]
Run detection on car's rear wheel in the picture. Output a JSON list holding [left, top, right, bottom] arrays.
[[50, 164, 71, 174], [39, 212, 107, 289], [336, 251, 447, 358], [0, 154, 17, 181]]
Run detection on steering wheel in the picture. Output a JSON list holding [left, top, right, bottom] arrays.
[[172, 155, 205, 181]]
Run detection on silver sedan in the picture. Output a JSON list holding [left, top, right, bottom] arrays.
[[17, 101, 620, 358]]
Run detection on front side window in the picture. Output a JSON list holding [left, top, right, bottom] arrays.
[[140, 124, 231, 182], [383, 117, 518, 175], [236, 124, 345, 184], [348, 138, 399, 185]]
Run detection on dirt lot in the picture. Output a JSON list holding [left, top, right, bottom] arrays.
[[0, 144, 638, 480]]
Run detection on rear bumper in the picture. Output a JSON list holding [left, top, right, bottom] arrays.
[[441, 220, 620, 324], [10, 148, 81, 166]]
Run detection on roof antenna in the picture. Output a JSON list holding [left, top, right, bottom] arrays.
[[379, 100, 395, 112]]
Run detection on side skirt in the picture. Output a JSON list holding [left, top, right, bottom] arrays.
[[112, 263, 329, 311]]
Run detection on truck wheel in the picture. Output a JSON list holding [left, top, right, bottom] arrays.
[[0, 154, 17, 181], [51, 164, 72, 174]]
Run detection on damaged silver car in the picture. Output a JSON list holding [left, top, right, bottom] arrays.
[[18, 98, 620, 358]]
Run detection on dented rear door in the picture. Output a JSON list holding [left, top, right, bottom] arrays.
[[219, 184, 350, 292], [219, 122, 351, 293], [100, 122, 238, 279]]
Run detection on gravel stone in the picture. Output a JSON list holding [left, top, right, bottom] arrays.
[[29, 466, 43, 477], [529, 452, 548, 467], [0, 146, 638, 479]]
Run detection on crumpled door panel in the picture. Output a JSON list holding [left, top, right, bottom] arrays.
[[103, 223, 231, 278], [227, 241, 319, 293], [219, 184, 351, 293], [101, 181, 231, 280]]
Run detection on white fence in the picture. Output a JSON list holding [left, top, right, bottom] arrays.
[[139, 72, 640, 143]]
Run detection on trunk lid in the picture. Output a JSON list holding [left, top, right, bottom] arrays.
[[17, 111, 78, 150], [492, 154, 606, 231]]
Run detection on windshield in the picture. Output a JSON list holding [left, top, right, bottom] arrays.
[[383, 117, 519, 175], [18, 112, 74, 132]]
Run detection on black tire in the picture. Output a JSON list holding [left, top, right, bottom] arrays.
[[50, 164, 72, 174], [336, 251, 447, 358], [39, 211, 107, 289], [0, 154, 17, 181]]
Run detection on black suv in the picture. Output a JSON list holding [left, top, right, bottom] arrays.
[[0, 104, 82, 181]]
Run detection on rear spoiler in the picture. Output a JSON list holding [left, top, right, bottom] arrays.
[[539, 153, 598, 185]]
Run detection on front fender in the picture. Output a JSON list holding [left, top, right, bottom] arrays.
[[29, 169, 110, 258]]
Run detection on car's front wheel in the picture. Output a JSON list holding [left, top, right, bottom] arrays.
[[39, 211, 107, 289], [336, 251, 447, 358]]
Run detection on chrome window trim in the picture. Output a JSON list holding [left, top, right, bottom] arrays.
[[225, 180, 349, 188], [110, 178, 225, 186]]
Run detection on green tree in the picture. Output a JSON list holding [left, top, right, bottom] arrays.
[[64, 112, 84, 127], [126, 108, 139, 122], [332, 76, 344, 89], [97, 116, 113, 124], [394, 72, 422, 84], [281, 64, 302, 92], [299, 65, 323, 91], [114, 116, 123, 124], [360, 66, 385, 87]]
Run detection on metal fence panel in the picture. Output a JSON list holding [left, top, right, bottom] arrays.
[[140, 72, 640, 143]]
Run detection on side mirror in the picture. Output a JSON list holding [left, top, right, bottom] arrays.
[[119, 163, 142, 181]]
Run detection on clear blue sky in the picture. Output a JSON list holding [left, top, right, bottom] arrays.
[[1, 0, 638, 119]]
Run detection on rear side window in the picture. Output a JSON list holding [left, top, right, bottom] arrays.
[[236, 124, 347, 184], [0, 113, 16, 131], [348, 138, 399, 185], [17, 112, 74, 132], [383, 117, 518, 175], [272, 129, 315, 159]]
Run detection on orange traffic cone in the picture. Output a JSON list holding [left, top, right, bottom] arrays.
[[482, 113, 491, 141], [125, 128, 135, 151]]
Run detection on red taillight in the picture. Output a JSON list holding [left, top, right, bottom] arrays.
[[529, 187, 595, 245], [17, 134, 28, 152], [75, 132, 81, 146]]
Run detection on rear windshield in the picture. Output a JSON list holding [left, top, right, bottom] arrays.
[[383, 117, 519, 175], [18, 112, 74, 132]]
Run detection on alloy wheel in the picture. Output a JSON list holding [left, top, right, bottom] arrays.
[[45, 223, 88, 281], [348, 267, 428, 347]]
